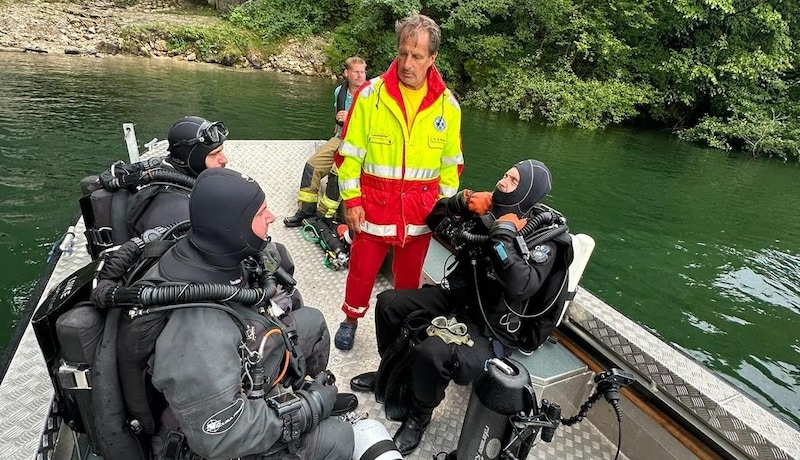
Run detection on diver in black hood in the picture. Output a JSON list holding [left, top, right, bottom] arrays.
[[348, 159, 573, 455], [117, 168, 355, 460], [129, 116, 230, 236], [85, 116, 230, 250], [156, 166, 266, 284], [165, 116, 229, 177]]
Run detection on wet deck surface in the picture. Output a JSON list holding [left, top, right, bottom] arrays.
[[2, 140, 798, 460]]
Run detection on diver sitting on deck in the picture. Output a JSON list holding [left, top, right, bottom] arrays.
[[82, 116, 229, 258], [349, 159, 573, 455], [106, 168, 355, 460]]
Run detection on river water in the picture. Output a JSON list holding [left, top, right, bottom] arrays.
[[1, 53, 798, 426]]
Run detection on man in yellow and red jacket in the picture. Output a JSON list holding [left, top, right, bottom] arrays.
[[333, 14, 464, 350]]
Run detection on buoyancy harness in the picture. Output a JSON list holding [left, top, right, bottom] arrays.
[[80, 158, 195, 260], [476, 207, 573, 353], [32, 225, 302, 460]]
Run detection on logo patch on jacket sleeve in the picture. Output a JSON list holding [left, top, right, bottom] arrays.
[[434, 116, 446, 132], [202, 397, 245, 435], [532, 244, 551, 264]]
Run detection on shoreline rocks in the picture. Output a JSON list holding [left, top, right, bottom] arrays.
[[0, 0, 334, 77]]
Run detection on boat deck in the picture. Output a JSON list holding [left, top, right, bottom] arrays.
[[1, 140, 798, 460]]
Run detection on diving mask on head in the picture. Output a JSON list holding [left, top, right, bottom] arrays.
[[170, 120, 229, 149]]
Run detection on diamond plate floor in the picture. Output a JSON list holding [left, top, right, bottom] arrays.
[[2, 140, 796, 460], [210, 141, 629, 460], [0, 219, 90, 459]]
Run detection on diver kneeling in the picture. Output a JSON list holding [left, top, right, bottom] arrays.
[[350, 159, 573, 455], [114, 168, 355, 459]]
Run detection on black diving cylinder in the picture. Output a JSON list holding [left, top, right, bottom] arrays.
[[311, 218, 347, 257], [450, 358, 534, 460]]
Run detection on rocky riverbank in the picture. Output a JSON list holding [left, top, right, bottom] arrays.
[[0, 0, 334, 76]]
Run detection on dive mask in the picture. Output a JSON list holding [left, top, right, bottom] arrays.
[[171, 120, 229, 149]]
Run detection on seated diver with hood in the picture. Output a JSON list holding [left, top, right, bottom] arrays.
[[114, 168, 355, 460], [128, 116, 230, 236], [349, 159, 573, 455], [83, 116, 229, 256]]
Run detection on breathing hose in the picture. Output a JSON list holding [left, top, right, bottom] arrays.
[[454, 211, 563, 247], [103, 276, 279, 309]]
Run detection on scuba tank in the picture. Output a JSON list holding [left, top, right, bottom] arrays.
[[301, 216, 350, 269], [80, 157, 195, 260], [351, 418, 402, 460], [33, 258, 149, 460], [449, 358, 556, 460]]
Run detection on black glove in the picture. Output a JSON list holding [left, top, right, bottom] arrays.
[[99, 160, 143, 191], [99, 240, 143, 280], [445, 190, 469, 215], [90, 279, 119, 308], [295, 372, 337, 432]]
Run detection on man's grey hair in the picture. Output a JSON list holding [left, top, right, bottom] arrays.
[[395, 14, 441, 56]]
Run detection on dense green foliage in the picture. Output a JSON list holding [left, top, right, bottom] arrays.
[[120, 23, 269, 66], [230, 0, 798, 160]]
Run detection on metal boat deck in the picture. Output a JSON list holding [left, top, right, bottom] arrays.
[[1, 140, 798, 459]]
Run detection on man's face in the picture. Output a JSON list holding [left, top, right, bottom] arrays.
[[205, 145, 228, 169], [345, 63, 367, 89], [251, 200, 275, 240], [397, 31, 436, 90], [496, 167, 520, 193]]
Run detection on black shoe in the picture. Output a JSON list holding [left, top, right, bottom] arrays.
[[331, 393, 359, 416], [393, 410, 432, 455], [350, 371, 377, 393], [283, 210, 314, 227]]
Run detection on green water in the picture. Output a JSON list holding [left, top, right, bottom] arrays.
[[1, 53, 798, 426]]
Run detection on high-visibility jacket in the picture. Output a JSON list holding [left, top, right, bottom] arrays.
[[337, 60, 463, 246]]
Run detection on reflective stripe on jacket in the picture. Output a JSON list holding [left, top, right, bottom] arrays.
[[337, 60, 463, 245]]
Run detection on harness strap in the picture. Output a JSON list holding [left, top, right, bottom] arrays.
[[111, 189, 132, 245]]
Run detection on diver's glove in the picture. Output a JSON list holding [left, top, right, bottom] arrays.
[[465, 190, 493, 215], [90, 239, 144, 308], [98, 160, 143, 191], [295, 371, 337, 431], [446, 189, 493, 216]]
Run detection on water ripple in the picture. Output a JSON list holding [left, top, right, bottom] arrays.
[[714, 248, 800, 315]]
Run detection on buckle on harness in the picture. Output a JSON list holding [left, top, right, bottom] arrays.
[[57, 361, 92, 390], [88, 227, 114, 247], [164, 430, 185, 460]]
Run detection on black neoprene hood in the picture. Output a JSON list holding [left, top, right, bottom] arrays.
[[166, 116, 225, 177], [491, 159, 552, 218], [188, 168, 267, 268]]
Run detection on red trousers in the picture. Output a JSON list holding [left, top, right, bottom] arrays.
[[342, 232, 432, 319]]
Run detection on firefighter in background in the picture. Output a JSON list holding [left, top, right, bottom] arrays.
[[284, 56, 368, 227]]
